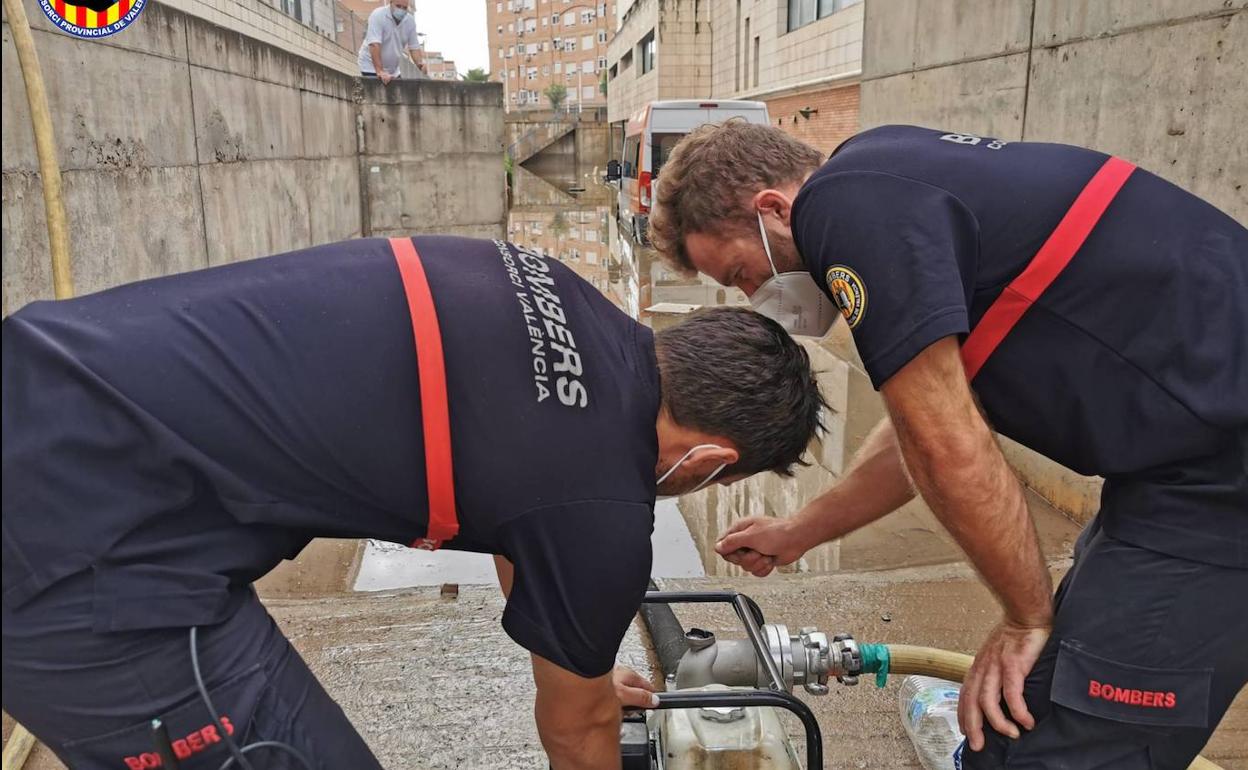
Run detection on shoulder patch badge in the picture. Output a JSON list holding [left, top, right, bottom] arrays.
[[825, 265, 867, 329]]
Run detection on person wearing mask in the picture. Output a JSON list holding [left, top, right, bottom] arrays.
[[648, 121, 1247, 769], [2, 235, 824, 769], [358, 0, 422, 84]]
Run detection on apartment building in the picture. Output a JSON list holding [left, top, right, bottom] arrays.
[[604, 0, 712, 124], [710, 0, 862, 154], [487, 0, 616, 112], [424, 51, 460, 80], [606, 0, 861, 154]]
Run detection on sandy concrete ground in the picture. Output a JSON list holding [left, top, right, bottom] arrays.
[[6, 538, 1245, 769]]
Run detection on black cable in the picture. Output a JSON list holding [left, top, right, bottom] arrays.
[[218, 742, 316, 770], [189, 626, 316, 770]]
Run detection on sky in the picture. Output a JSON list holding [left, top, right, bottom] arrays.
[[414, 0, 490, 75]]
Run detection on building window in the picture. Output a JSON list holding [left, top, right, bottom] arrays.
[[597, 30, 608, 44], [551, 13, 559, 23], [508, 22, 514, 32], [565, 38, 577, 51], [506, 46, 514, 57], [542, 16, 547, 26], [563, 10, 575, 25], [597, 56, 607, 70], [639, 30, 655, 74], [497, 24, 503, 34], [789, 0, 860, 32], [597, 2, 606, 16], [581, 34, 593, 50], [580, 9, 594, 23], [542, 65, 549, 75], [582, 85, 595, 100], [496, 2, 502, 11], [582, 59, 594, 73], [554, 61, 562, 73]]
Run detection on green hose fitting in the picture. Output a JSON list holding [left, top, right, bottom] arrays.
[[859, 642, 890, 688]]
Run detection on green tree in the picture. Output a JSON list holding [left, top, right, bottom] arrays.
[[599, 69, 608, 96], [462, 68, 490, 83], [544, 83, 568, 113]]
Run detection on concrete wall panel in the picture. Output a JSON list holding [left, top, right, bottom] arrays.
[[1026, 12, 1247, 219], [192, 67, 306, 163], [2, 29, 196, 172], [1033, 0, 1248, 45], [860, 52, 1028, 139], [185, 19, 304, 89], [366, 153, 506, 237], [2, 166, 206, 313], [302, 157, 363, 244], [2, 0, 504, 312], [199, 159, 311, 265], [299, 91, 356, 159], [864, 0, 1032, 80]]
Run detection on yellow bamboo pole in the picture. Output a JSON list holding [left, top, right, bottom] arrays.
[[2, 0, 72, 763], [4, 0, 74, 300], [0, 721, 35, 770]]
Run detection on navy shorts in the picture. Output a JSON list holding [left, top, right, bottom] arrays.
[[961, 518, 1248, 770], [1, 577, 382, 770]]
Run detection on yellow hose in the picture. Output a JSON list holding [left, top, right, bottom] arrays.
[[884, 645, 1223, 770], [2, 0, 73, 764], [3, 0, 74, 301]]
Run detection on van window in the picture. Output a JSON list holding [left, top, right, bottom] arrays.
[[622, 136, 641, 179], [651, 133, 684, 178]]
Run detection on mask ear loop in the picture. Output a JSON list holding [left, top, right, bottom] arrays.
[[657, 444, 725, 488], [757, 210, 779, 278], [689, 462, 728, 493]]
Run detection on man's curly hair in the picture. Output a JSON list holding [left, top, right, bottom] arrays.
[[648, 120, 823, 273]]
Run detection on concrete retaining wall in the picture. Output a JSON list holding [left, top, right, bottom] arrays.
[[2, 0, 505, 314], [860, 0, 1247, 223]]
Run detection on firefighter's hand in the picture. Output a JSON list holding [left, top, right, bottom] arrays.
[[960, 620, 1050, 751], [714, 517, 803, 577], [612, 665, 659, 708]]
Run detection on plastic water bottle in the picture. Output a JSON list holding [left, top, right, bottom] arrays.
[[899, 675, 965, 770]]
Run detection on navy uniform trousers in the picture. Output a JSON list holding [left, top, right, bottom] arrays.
[[962, 516, 1248, 770], [2, 574, 384, 769]]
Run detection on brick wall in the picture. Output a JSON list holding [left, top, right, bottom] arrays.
[[764, 82, 860, 156]]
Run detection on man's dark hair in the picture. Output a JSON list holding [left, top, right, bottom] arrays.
[[654, 307, 825, 477]]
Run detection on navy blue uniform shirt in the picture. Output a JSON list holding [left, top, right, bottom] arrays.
[[2, 236, 659, 677], [793, 125, 1247, 566]]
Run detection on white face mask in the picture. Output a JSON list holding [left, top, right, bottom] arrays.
[[390, 6, 407, 21], [749, 211, 838, 338], [656, 444, 727, 499]]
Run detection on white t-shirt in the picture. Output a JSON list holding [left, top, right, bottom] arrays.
[[358, 6, 420, 76]]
